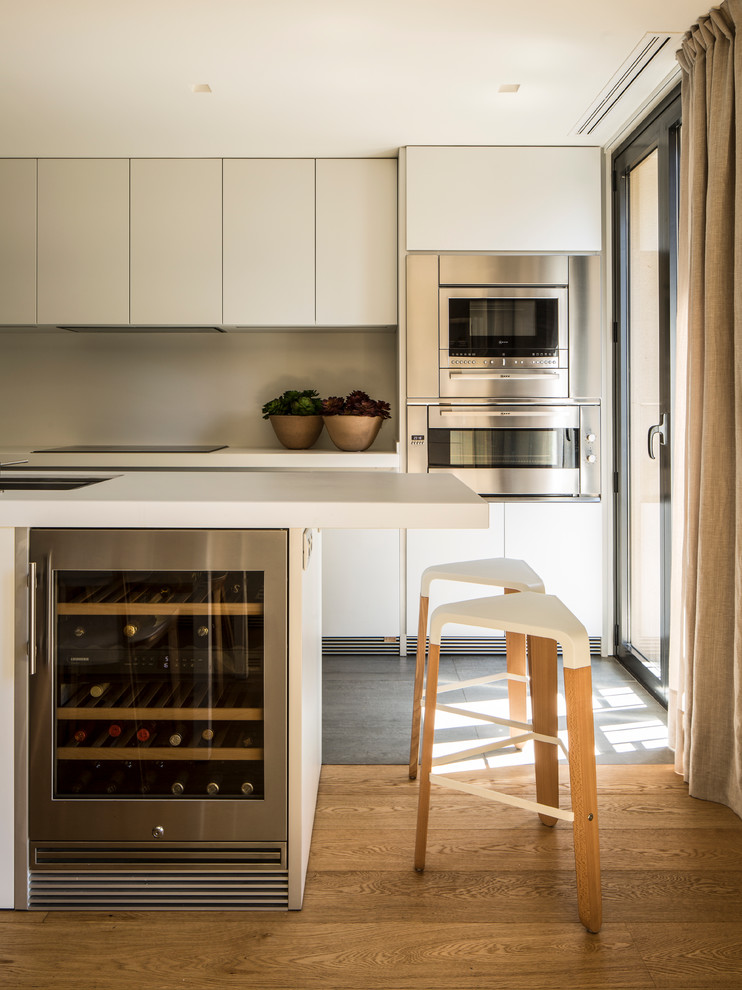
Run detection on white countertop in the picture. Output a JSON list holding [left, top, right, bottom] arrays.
[[0, 446, 400, 471], [0, 470, 488, 530]]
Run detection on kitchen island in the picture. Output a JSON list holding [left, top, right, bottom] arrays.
[[0, 470, 487, 910]]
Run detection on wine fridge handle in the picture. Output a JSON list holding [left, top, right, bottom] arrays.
[[28, 561, 37, 676]]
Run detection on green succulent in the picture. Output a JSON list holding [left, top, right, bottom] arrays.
[[261, 389, 323, 418]]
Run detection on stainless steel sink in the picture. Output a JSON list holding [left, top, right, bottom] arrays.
[[0, 476, 112, 491]]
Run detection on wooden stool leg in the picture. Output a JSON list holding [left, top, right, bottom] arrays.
[[409, 594, 429, 780], [564, 664, 602, 933], [414, 641, 440, 872], [527, 634, 560, 827], [504, 588, 527, 750]]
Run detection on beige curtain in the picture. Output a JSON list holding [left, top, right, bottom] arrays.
[[671, 0, 742, 818]]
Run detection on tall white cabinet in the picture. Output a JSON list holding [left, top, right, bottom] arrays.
[[130, 159, 223, 325], [0, 159, 36, 325], [316, 159, 397, 326], [223, 159, 316, 326], [37, 159, 130, 325]]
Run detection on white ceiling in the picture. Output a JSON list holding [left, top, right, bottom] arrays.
[[1, 0, 702, 158]]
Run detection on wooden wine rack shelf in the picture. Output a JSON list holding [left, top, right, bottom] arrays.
[[57, 602, 263, 616], [57, 707, 264, 721], [57, 747, 264, 762]]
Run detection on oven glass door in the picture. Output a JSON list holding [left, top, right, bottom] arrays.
[[441, 287, 567, 357], [427, 405, 581, 496]]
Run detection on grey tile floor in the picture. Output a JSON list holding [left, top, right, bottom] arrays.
[[322, 653, 673, 765]]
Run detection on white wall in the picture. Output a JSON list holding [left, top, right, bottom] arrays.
[[0, 331, 398, 450]]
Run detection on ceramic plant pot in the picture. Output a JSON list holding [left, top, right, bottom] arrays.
[[323, 415, 383, 451], [269, 415, 323, 449]]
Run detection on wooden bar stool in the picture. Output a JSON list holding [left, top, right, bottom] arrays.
[[413, 591, 602, 934], [409, 558, 545, 780]]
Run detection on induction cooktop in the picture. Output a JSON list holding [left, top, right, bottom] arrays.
[[32, 444, 228, 453]]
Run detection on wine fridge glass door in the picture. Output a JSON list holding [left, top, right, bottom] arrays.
[[28, 529, 287, 844]]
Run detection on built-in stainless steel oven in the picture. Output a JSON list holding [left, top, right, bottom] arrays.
[[407, 403, 600, 498]]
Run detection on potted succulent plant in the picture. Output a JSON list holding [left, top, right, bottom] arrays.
[[321, 389, 391, 451], [261, 389, 324, 449]]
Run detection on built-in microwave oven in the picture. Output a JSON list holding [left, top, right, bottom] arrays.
[[439, 285, 568, 399], [407, 403, 600, 499], [406, 254, 602, 403]]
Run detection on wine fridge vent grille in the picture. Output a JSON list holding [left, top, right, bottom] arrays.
[[32, 841, 285, 869], [28, 869, 290, 911]]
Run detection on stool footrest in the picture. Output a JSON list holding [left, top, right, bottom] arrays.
[[429, 772, 575, 823], [435, 671, 529, 695], [432, 733, 535, 766], [431, 729, 567, 768]]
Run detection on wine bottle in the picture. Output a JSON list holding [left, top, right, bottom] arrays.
[[168, 725, 189, 747], [105, 766, 128, 794], [89, 682, 111, 699], [135, 721, 157, 744], [205, 775, 222, 796], [170, 771, 189, 796], [240, 781, 254, 796], [200, 726, 215, 743], [107, 722, 123, 739], [69, 767, 95, 794], [69, 721, 95, 745]]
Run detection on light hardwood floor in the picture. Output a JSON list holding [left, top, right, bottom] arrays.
[[2, 763, 742, 989]]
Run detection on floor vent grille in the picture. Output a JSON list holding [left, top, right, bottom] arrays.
[[323, 636, 602, 656], [28, 870, 289, 910]]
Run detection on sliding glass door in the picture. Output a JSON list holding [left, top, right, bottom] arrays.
[[613, 91, 680, 704]]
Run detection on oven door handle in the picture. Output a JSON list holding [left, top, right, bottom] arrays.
[[447, 370, 560, 380], [439, 408, 569, 419]]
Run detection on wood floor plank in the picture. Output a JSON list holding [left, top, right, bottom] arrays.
[[313, 790, 739, 830], [0, 921, 654, 990], [308, 825, 742, 872], [297, 869, 742, 925], [629, 922, 742, 987]]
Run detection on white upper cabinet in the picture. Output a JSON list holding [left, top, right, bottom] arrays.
[[130, 159, 222, 325], [223, 159, 315, 326], [405, 146, 602, 253], [0, 159, 36, 324], [316, 159, 397, 326], [37, 159, 130, 325]]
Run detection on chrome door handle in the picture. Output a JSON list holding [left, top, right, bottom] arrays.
[[28, 561, 37, 675], [648, 413, 668, 459]]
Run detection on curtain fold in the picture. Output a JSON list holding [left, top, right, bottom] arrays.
[[671, 0, 742, 818]]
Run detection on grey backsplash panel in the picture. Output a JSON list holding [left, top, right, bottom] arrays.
[[0, 330, 398, 449]]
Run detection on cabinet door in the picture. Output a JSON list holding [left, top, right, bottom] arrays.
[[223, 159, 315, 326], [316, 159, 397, 326], [130, 159, 222, 325], [322, 529, 399, 637], [37, 159, 129, 325], [406, 146, 602, 253], [406, 504, 505, 637], [0, 159, 36, 324], [503, 502, 603, 635]]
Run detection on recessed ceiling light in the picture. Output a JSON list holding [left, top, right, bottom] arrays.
[[191, 83, 212, 94], [498, 83, 521, 94]]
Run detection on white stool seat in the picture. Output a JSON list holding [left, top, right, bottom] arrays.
[[409, 557, 546, 781], [430, 592, 591, 669], [420, 557, 545, 597], [414, 591, 602, 934]]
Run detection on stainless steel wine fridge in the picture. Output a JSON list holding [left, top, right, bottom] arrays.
[[19, 529, 288, 910]]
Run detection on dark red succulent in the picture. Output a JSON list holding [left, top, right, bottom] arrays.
[[322, 390, 391, 419]]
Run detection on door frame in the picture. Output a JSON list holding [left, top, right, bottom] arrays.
[[612, 88, 681, 705]]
